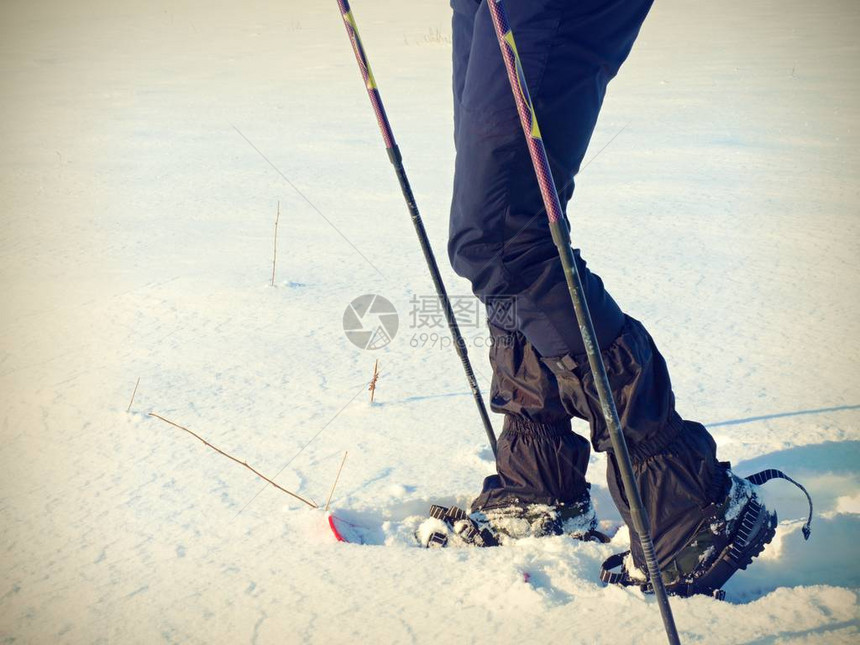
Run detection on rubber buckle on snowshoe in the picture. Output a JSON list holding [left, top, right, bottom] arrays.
[[599, 551, 630, 586], [424, 505, 498, 548], [429, 505, 448, 521]]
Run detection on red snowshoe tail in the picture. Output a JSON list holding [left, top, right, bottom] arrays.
[[327, 512, 369, 544], [328, 513, 348, 542]]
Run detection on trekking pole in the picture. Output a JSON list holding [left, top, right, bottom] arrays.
[[335, 0, 498, 457], [485, 2, 680, 643]]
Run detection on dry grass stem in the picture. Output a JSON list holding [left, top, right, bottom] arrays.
[[149, 412, 317, 509], [324, 451, 349, 512], [127, 377, 141, 413], [271, 201, 280, 287], [369, 360, 380, 403]]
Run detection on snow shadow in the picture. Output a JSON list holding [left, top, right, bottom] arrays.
[[724, 513, 860, 602], [374, 392, 473, 407], [708, 403, 860, 428], [723, 440, 860, 603], [734, 440, 859, 519]]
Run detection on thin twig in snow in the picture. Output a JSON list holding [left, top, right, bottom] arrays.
[[127, 377, 140, 413], [233, 383, 367, 519], [324, 452, 349, 512], [369, 359, 380, 403], [271, 201, 280, 287], [148, 412, 318, 509]]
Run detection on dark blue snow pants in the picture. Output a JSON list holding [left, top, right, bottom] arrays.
[[450, 0, 727, 568]]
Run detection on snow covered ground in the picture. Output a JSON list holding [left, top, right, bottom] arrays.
[[1, 0, 858, 642]]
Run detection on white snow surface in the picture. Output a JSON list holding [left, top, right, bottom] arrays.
[[1, 0, 859, 642]]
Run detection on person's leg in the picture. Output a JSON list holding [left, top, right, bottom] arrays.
[[452, 0, 591, 519], [448, 0, 763, 581], [451, 0, 480, 142], [451, 0, 654, 515], [472, 321, 591, 513], [542, 318, 730, 570], [450, 0, 647, 359]]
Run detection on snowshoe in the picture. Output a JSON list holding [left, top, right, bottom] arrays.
[[416, 505, 499, 548], [600, 468, 813, 599], [417, 493, 609, 547], [473, 494, 609, 544]]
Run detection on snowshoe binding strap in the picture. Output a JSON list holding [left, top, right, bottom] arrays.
[[744, 469, 813, 539], [600, 551, 728, 600], [599, 551, 636, 587], [692, 497, 777, 592], [582, 529, 612, 544], [425, 505, 498, 548]]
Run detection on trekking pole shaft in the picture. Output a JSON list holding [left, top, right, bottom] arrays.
[[485, 2, 680, 643], [335, 0, 497, 457]]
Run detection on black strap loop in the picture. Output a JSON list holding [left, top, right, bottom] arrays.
[[744, 469, 813, 539], [600, 551, 635, 586]]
